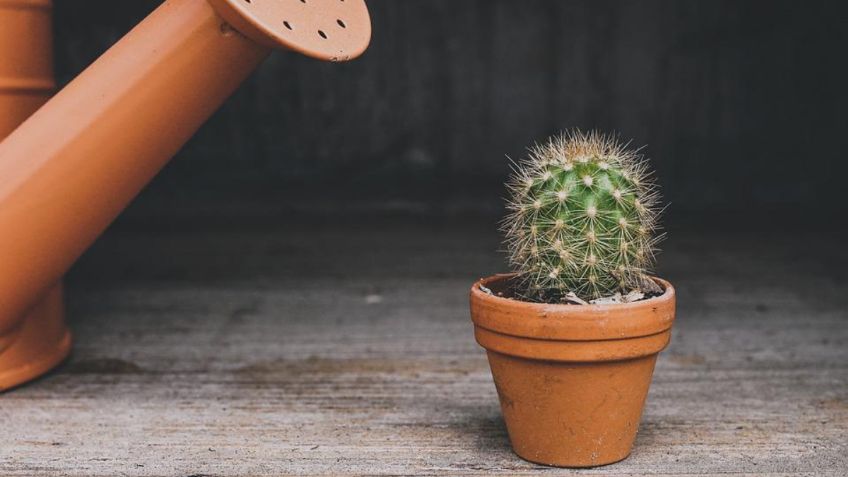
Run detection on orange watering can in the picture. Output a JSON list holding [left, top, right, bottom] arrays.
[[0, 0, 371, 390]]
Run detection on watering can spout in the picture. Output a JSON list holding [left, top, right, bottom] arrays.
[[0, 0, 370, 389]]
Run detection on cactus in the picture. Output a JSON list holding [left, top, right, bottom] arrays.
[[503, 130, 662, 302]]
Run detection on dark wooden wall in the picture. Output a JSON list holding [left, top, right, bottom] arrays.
[[53, 0, 848, 215]]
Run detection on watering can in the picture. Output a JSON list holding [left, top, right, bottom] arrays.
[[0, 0, 372, 390]]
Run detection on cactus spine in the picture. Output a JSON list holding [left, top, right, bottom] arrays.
[[504, 130, 662, 302]]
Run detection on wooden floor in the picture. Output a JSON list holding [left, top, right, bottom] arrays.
[[1, 213, 846, 476]]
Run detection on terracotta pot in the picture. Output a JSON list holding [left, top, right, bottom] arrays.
[[469, 273, 676, 467]]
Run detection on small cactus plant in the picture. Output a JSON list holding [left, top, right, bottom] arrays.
[[503, 130, 663, 302]]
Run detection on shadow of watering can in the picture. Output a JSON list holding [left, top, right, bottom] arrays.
[[0, 0, 371, 390]]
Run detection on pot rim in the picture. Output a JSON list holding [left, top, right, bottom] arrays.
[[470, 273, 675, 342]]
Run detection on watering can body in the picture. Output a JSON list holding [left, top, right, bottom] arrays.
[[0, 0, 70, 390]]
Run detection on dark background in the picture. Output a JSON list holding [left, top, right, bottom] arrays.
[[54, 0, 848, 219]]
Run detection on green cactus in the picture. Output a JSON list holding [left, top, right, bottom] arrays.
[[503, 130, 662, 302]]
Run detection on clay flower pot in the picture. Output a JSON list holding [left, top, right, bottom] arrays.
[[469, 273, 676, 467]]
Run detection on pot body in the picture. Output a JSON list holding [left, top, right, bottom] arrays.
[[470, 274, 676, 467]]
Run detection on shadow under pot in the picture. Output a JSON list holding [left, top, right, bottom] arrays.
[[469, 273, 676, 468]]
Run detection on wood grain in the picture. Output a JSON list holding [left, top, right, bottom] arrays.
[[0, 216, 845, 476]]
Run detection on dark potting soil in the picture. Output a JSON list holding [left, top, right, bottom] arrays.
[[480, 276, 663, 305]]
